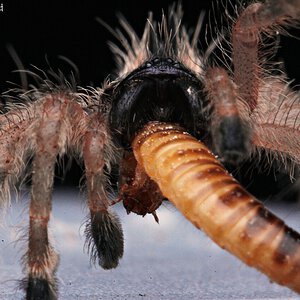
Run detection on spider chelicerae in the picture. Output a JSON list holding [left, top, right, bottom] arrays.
[[1, 0, 300, 298]]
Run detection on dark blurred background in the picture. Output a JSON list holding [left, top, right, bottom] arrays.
[[0, 0, 214, 89], [0, 0, 300, 199]]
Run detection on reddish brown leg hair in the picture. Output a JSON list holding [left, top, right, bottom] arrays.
[[205, 0, 300, 164], [205, 67, 250, 163], [11, 93, 124, 298], [83, 113, 124, 269], [25, 96, 66, 300], [233, 0, 300, 111], [252, 77, 300, 166], [232, 0, 300, 165], [19, 95, 125, 299]]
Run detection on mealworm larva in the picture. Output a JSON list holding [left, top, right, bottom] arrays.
[[132, 121, 300, 294]]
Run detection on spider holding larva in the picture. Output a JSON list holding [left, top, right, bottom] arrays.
[[1, 0, 300, 299]]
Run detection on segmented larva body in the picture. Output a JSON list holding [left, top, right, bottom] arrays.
[[132, 122, 300, 294]]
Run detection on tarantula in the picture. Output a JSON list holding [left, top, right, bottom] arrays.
[[1, 0, 300, 298]]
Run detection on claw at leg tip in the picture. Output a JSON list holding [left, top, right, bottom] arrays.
[[152, 211, 159, 223]]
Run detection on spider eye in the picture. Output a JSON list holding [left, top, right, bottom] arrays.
[[108, 58, 207, 148]]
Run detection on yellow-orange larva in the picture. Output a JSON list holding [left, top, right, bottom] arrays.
[[132, 121, 300, 294]]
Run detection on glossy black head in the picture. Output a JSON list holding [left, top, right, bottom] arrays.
[[108, 57, 207, 148]]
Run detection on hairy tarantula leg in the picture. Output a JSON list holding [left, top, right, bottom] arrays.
[[251, 78, 300, 167], [0, 127, 27, 206], [0, 106, 37, 207], [83, 112, 124, 269], [25, 95, 68, 300], [205, 67, 250, 164], [233, 0, 300, 111]]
